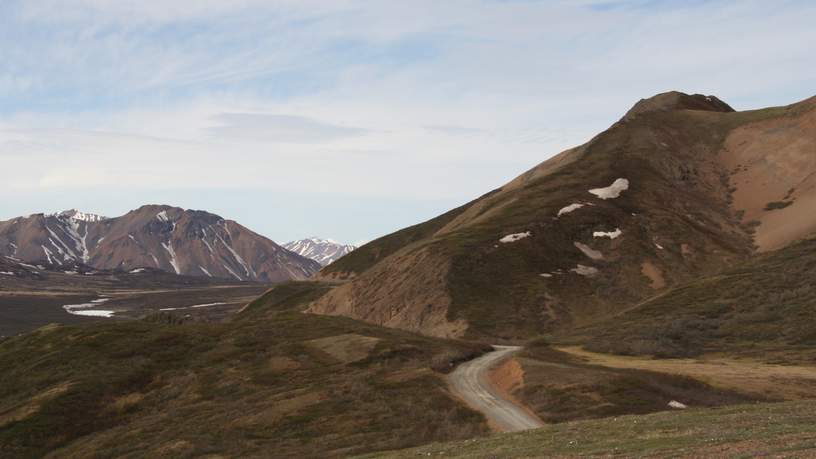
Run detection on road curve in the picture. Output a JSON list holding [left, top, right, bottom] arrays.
[[448, 345, 544, 432]]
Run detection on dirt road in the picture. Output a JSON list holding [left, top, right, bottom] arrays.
[[448, 345, 543, 432]]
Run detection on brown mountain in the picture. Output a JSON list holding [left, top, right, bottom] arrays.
[[0, 205, 320, 282], [309, 92, 816, 341]]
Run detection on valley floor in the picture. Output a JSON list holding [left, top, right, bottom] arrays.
[[0, 285, 269, 337]]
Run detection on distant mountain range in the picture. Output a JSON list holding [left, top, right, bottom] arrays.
[[0, 206, 321, 282], [283, 237, 356, 266]]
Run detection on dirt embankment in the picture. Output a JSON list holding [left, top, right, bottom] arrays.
[[721, 102, 816, 251], [307, 245, 468, 338]]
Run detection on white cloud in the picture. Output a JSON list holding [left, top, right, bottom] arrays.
[[1, 0, 814, 242], [208, 113, 370, 143]]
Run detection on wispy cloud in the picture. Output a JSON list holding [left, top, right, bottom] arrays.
[[209, 113, 369, 143], [0, 0, 814, 243]]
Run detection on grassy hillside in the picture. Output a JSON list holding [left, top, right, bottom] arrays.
[[364, 400, 816, 458], [0, 282, 490, 458], [509, 342, 758, 423], [578, 236, 816, 362]]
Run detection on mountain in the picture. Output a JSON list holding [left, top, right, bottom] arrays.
[[309, 92, 816, 340], [283, 237, 356, 266], [0, 205, 321, 282]]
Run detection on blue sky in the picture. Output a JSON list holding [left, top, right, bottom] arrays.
[[1, 0, 814, 245]]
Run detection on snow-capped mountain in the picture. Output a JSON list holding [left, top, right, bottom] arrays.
[[0, 205, 321, 282], [283, 237, 356, 266], [53, 209, 108, 223]]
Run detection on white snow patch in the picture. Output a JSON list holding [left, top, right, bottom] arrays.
[[161, 241, 181, 274], [593, 228, 623, 239], [216, 234, 254, 278], [62, 216, 90, 263], [499, 231, 531, 243], [191, 302, 226, 309], [199, 266, 212, 277], [72, 310, 115, 317], [223, 264, 243, 281], [668, 400, 688, 409], [63, 298, 115, 318], [571, 264, 599, 276], [655, 243, 664, 250], [156, 210, 169, 222], [574, 242, 604, 260], [539, 273, 553, 278], [160, 302, 226, 312], [201, 237, 215, 256], [64, 271, 78, 275], [42, 246, 57, 265], [129, 268, 146, 274], [589, 178, 629, 200], [0, 271, 14, 276], [557, 203, 585, 216]]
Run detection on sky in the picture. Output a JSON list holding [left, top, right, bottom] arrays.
[[1, 0, 814, 245]]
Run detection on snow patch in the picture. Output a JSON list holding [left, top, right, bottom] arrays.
[[574, 242, 604, 260], [156, 210, 169, 222], [499, 231, 531, 243], [63, 298, 115, 318], [593, 228, 622, 239], [668, 400, 688, 409], [159, 302, 226, 312], [589, 178, 629, 200], [199, 266, 212, 277], [72, 310, 115, 317], [539, 273, 553, 278], [0, 271, 14, 276], [557, 203, 585, 217], [42, 246, 57, 265], [223, 264, 242, 281], [571, 264, 599, 276], [161, 241, 181, 274], [129, 268, 146, 274], [216, 234, 254, 278]]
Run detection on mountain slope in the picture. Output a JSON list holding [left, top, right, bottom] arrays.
[[578, 234, 816, 362], [284, 237, 356, 266], [310, 92, 816, 340], [0, 205, 321, 282]]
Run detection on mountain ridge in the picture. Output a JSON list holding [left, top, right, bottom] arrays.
[[283, 237, 356, 266], [0, 204, 321, 282]]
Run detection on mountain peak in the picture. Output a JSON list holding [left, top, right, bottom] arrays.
[[624, 91, 734, 120], [284, 237, 356, 266], [54, 209, 107, 222]]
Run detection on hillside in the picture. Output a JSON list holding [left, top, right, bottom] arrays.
[[576, 235, 816, 363], [311, 92, 816, 341], [0, 206, 321, 282], [0, 282, 490, 458]]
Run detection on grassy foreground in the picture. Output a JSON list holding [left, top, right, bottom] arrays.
[[0, 282, 489, 458], [364, 400, 816, 458]]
